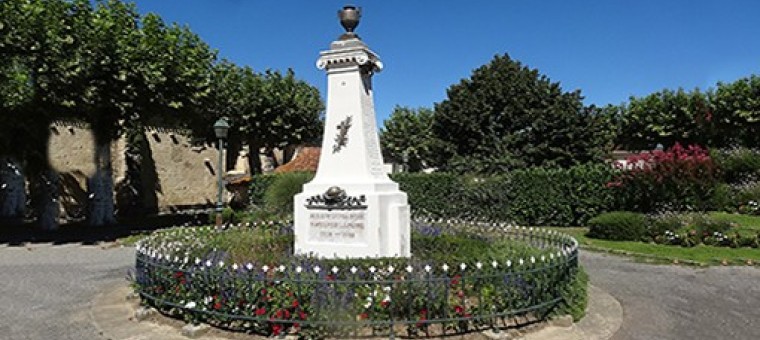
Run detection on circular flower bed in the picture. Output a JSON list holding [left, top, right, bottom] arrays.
[[133, 220, 582, 338]]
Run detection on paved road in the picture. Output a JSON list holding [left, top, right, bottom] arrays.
[[0, 244, 134, 340], [1, 244, 759, 340], [581, 251, 760, 340]]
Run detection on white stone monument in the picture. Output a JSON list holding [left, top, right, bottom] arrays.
[[294, 5, 410, 258]]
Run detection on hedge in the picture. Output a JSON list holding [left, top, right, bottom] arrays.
[[249, 163, 617, 227]]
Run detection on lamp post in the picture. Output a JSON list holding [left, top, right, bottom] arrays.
[[213, 118, 230, 228]]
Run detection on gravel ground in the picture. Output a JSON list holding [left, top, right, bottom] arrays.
[[581, 251, 760, 340], [0, 243, 758, 340], [0, 244, 134, 340]]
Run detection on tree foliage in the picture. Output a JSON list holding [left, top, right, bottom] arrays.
[[432, 54, 613, 173], [614, 76, 760, 150], [616, 88, 711, 150], [0, 0, 323, 225], [380, 106, 437, 172], [200, 65, 323, 173]]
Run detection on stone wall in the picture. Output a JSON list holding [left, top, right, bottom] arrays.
[[48, 122, 223, 217]]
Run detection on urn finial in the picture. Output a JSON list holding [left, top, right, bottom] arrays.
[[338, 5, 361, 40]]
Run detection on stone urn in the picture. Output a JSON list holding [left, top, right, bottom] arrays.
[[338, 5, 361, 39]]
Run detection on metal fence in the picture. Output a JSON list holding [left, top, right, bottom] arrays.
[[134, 224, 579, 338]]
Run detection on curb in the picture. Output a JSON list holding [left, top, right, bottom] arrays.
[[520, 285, 623, 340]]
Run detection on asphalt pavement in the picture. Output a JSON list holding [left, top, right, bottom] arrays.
[[0, 243, 759, 340]]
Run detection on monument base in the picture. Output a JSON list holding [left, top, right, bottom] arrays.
[[294, 185, 410, 259]]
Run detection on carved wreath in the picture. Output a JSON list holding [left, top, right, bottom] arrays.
[[305, 186, 367, 211]]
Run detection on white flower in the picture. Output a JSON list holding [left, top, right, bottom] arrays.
[[245, 263, 254, 271], [424, 265, 432, 272], [332, 266, 339, 274], [442, 263, 449, 272], [205, 260, 212, 267], [184, 301, 197, 309], [350, 266, 358, 274], [262, 265, 270, 272], [296, 266, 303, 273], [232, 263, 239, 271]]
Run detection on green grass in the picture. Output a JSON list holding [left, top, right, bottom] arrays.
[[552, 226, 760, 266], [709, 212, 760, 236]]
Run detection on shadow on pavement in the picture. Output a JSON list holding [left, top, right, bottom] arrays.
[[0, 213, 208, 246]]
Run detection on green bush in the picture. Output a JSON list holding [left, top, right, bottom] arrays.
[[252, 164, 617, 227], [391, 172, 462, 218], [249, 174, 278, 206], [263, 172, 314, 215], [587, 211, 648, 241], [711, 147, 760, 184]]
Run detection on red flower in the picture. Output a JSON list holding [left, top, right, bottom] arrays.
[[450, 275, 461, 286], [255, 307, 267, 316], [173, 271, 184, 278], [275, 309, 284, 319], [359, 312, 369, 320], [292, 299, 299, 308], [272, 324, 282, 336], [299, 311, 308, 320], [454, 305, 464, 315], [213, 301, 222, 310], [380, 300, 390, 308], [260, 288, 267, 295]]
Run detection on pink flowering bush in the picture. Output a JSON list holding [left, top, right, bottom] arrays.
[[609, 143, 719, 212]]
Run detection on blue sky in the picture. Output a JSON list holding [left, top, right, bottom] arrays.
[[131, 1, 760, 124]]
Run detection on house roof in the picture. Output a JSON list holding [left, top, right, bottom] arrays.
[[274, 146, 320, 173]]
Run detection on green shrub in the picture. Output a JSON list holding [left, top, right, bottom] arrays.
[[263, 172, 314, 215], [249, 174, 278, 206], [391, 172, 462, 218], [587, 211, 648, 241], [395, 163, 616, 226], [711, 147, 760, 184]]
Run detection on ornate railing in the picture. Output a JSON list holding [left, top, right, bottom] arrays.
[[134, 221, 579, 338]]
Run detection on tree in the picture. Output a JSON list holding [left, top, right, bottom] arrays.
[[432, 54, 612, 173], [380, 106, 437, 172], [711, 76, 760, 147], [616, 88, 712, 150], [200, 67, 323, 174], [0, 0, 77, 229]]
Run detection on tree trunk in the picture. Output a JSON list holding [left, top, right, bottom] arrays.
[[87, 141, 116, 226], [247, 140, 264, 175], [29, 169, 60, 231], [0, 157, 26, 225]]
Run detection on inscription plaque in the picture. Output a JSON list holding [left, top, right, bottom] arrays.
[[308, 211, 366, 243]]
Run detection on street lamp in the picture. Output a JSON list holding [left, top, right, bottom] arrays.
[[213, 118, 230, 228]]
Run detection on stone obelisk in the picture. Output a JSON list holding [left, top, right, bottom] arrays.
[[293, 5, 410, 258]]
